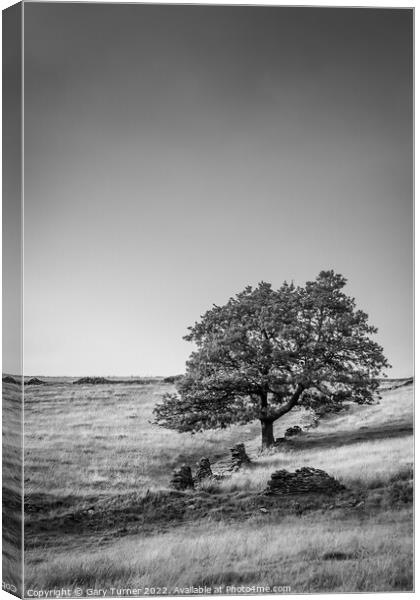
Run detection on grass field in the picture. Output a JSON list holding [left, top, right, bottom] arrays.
[[26, 508, 412, 593], [2, 381, 23, 595], [14, 378, 415, 594], [23, 381, 263, 496]]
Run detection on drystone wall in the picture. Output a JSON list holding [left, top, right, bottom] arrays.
[[170, 465, 194, 490], [194, 457, 213, 482], [230, 443, 251, 470], [265, 467, 345, 495]]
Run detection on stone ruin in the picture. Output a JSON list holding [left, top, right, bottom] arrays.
[[169, 444, 251, 490], [194, 457, 213, 483], [230, 443, 251, 470], [170, 458, 216, 490], [170, 464, 194, 490], [285, 425, 303, 437], [265, 467, 345, 496]]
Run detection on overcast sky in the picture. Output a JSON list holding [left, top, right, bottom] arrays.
[[21, 4, 413, 377]]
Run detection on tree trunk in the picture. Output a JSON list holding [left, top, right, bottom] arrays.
[[261, 419, 275, 449]]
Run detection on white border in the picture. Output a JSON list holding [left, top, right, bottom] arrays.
[[0, 3, 415, 600]]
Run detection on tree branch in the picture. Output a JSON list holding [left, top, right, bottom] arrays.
[[269, 383, 305, 421]]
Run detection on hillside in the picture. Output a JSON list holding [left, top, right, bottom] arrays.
[[18, 377, 414, 593]]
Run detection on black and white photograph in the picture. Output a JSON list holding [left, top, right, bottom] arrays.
[[2, 2, 414, 597]]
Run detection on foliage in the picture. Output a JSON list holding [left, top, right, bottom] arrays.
[[154, 270, 389, 445]]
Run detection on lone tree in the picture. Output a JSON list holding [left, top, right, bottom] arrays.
[[154, 271, 389, 448]]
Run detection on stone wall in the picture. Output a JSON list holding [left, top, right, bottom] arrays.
[[265, 467, 345, 495], [169, 443, 251, 490], [170, 465, 194, 490], [230, 443, 251, 470], [194, 457, 213, 483]]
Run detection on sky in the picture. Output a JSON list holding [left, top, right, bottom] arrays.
[[3, 2, 22, 375], [18, 4, 413, 377]]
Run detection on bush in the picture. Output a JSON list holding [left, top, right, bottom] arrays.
[[163, 375, 184, 384]]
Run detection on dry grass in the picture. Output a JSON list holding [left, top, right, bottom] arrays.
[[2, 382, 23, 595], [25, 508, 413, 593], [3, 382, 23, 493], [24, 382, 412, 497], [22, 380, 414, 594], [208, 384, 413, 494], [314, 384, 413, 433], [24, 382, 262, 496], [24, 381, 316, 497], [214, 436, 413, 494]]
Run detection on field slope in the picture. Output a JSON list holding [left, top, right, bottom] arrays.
[[22, 378, 413, 594]]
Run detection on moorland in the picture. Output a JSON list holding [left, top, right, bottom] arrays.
[[2, 375, 414, 594]]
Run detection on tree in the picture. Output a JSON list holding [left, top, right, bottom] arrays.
[[154, 270, 389, 448]]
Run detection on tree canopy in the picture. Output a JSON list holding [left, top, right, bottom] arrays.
[[154, 270, 389, 447]]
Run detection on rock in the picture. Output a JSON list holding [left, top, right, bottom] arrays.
[[26, 377, 45, 385], [230, 443, 251, 470], [275, 437, 288, 445], [322, 551, 355, 561], [284, 426, 303, 437], [170, 464, 194, 490], [194, 457, 213, 482], [2, 375, 18, 384], [73, 377, 113, 385], [265, 467, 345, 496]]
